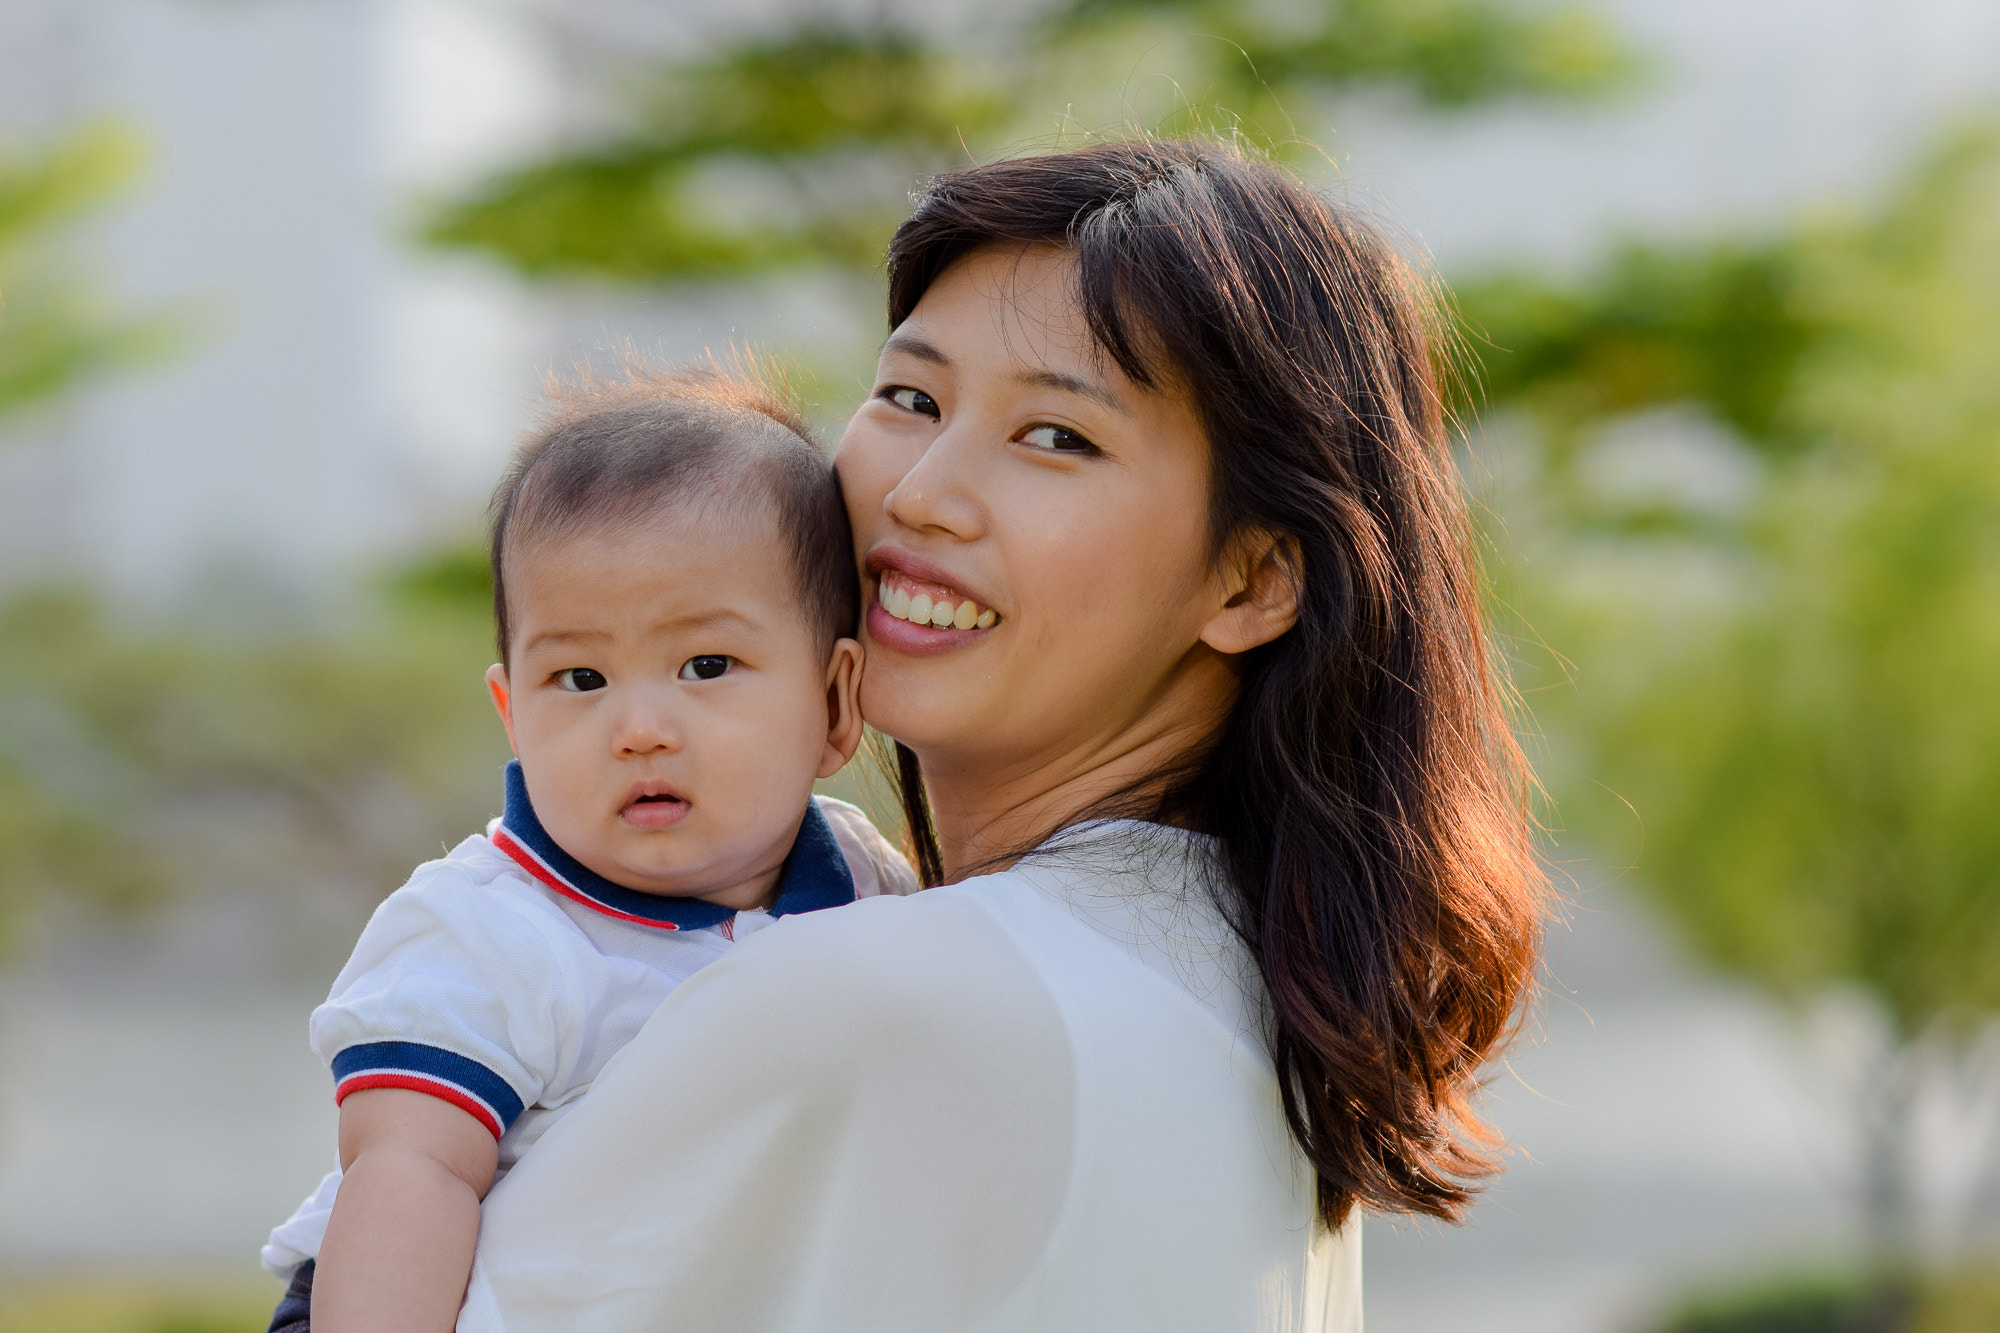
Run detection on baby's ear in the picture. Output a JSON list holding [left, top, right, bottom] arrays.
[[818, 639, 865, 778], [485, 663, 520, 756]]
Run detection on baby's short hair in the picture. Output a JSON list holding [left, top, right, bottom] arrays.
[[488, 360, 858, 665]]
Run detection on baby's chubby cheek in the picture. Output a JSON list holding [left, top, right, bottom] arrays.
[[519, 750, 614, 840]]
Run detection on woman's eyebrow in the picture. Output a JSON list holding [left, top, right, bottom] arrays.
[[1019, 367, 1125, 414], [885, 329, 1124, 412], [882, 331, 950, 365]]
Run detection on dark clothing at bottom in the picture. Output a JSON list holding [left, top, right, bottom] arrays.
[[269, 1258, 313, 1333]]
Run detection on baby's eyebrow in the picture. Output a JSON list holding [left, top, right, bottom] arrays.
[[653, 609, 763, 635], [521, 627, 609, 654]]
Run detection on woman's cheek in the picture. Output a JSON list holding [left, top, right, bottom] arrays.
[[835, 419, 916, 520], [834, 462, 883, 535]]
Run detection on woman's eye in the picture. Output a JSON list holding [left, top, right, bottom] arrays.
[[678, 655, 732, 681], [1019, 423, 1097, 454], [555, 668, 607, 692], [884, 386, 940, 419]]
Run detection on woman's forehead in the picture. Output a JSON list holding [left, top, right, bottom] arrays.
[[914, 245, 1088, 343], [890, 244, 1150, 402]]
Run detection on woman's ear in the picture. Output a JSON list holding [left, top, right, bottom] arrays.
[[1198, 531, 1302, 656], [485, 663, 520, 756], [817, 638, 866, 779]]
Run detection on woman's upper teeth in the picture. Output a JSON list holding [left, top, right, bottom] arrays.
[[878, 576, 998, 630]]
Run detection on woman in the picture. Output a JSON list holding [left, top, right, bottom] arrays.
[[456, 139, 1542, 1331]]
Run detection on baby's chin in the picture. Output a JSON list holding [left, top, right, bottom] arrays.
[[554, 808, 789, 908], [583, 833, 756, 903], [581, 843, 715, 899]]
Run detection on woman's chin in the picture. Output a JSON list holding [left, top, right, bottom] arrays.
[[858, 665, 997, 757]]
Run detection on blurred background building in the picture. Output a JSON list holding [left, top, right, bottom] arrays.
[[2, 1, 1999, 1330]]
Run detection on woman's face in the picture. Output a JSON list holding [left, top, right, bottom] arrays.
[[835, 243, 1235, 795]]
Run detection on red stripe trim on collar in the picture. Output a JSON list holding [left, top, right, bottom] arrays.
[[491, 825, 683, 931]]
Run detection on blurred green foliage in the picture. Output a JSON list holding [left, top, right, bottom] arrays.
[[1050, 0, 1633, 106], [1653, 1266, 2000, 1333], [428, 0, 1634, 281], [0, 1274, 273, 1333], [1473, 126, 2000, 1038], [0, 122, 508, 948], [390, 541, 496, 624], [0, 585, 511, 948], [1470, 127, 2000, 1259], [1461, 242, 1828, 464], [0, 120, 176, 422]]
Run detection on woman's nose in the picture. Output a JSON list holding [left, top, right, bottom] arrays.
[[883, 427, 987, 540]]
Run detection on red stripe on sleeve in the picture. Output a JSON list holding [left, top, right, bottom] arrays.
[[335, 1072, 505, 1139]]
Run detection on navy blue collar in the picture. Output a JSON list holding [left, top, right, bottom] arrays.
[[490, 761, 855, 931]]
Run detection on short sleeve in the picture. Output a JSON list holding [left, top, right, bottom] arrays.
[[310, 856, 582, 1139], [815, 796, 920, 898]]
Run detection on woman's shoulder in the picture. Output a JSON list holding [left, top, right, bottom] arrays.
[[714, 874, 1052, 1031], [722, 841, 1254, 1062]]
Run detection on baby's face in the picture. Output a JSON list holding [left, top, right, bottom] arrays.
[[488, 501, 860, 910]]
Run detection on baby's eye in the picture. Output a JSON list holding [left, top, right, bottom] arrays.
[[679, 655, 732, 681], [1019, 423, 1097, 454], [884, 386, 940, 420], [555, 668, 607, 692]]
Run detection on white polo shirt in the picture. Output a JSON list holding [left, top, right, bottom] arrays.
[[260, 763, 914, 1277]]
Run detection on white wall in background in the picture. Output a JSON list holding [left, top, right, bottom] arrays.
[[0, 0, 563, 596], [1334, 0, 2000, 272], [1, 0, 388, 596]]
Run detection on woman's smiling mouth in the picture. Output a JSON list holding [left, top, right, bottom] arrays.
[[875, 573, 998, 630], [863, 553, 1002, 657]]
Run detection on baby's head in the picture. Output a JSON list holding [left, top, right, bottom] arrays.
[[484, 364, 863, 911]]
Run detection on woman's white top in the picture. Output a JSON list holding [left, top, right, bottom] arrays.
[[458, 821, 1362, 1333]]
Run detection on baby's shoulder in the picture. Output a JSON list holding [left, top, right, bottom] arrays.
[[812, 795, 920, 899], [351, 832, 587, 963]]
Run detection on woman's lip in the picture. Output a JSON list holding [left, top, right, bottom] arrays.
[[866, 604, 987, 658], [864, 546, 993, 610]]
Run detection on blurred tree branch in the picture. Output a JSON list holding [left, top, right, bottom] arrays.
[[1467, 124, 2000, 1262], [0, 120, 176, 423], [425, 0, 1636, 282]]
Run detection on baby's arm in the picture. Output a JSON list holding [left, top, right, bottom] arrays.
[[314, 1087, 500, 1333]]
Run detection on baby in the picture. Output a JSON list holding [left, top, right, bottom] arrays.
[[261, 366, 915, 1332]]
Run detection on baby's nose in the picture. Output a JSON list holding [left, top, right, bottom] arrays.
[[614, 707, 684, 755]]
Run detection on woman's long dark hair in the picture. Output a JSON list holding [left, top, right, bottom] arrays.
[[884, 139, 1543, 1230]]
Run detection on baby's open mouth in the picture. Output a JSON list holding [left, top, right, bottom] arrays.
[[876, 573, 998, 631], [622, 787, 690, 828]]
